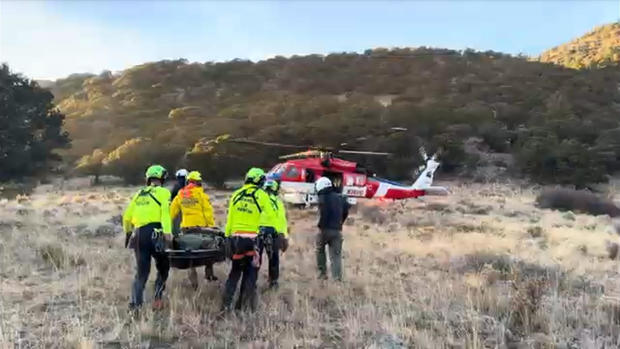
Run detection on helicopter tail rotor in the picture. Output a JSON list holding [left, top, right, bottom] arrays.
[[411, 148, 448, 195]]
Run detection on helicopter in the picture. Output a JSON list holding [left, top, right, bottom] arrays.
[[228, 137, 449, 206]]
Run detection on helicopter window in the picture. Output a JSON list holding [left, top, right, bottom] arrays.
[[284, 166, 300, 179], [305, 169, 315, 183], [268, 164, 285, 177]]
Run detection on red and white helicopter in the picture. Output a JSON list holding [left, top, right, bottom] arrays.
[[230, 138, 449, 206]]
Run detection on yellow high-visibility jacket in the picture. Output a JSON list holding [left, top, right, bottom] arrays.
[[170, 183, 215, 228], [259, 192, 288, 237], [225, 184, 275, 237], [123, 185, 172, 234]]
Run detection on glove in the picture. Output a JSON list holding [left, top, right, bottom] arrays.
[[281, 237, 289, 253]]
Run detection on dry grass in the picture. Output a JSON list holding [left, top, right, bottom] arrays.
[[1, 181, 620, 348]]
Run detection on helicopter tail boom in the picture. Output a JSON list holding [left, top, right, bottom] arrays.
[[411, 153, 449, 196]]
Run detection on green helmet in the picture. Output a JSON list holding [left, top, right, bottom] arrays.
[[145, 164, 168, 180], [245, 167, 266, 184]]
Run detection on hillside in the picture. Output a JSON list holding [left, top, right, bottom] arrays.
[[45, 36, 620, 186], [540, 22, 620, 69]]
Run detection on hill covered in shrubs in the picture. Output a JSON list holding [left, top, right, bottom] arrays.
[[540, 22, 620, 69], [40, 24, 620, 186]]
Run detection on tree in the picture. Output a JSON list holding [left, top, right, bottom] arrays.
[[74, 149, 105, 184], [0, 64, 70, 180], [102, 138, 153, 184], [185, 135, 250, 188], [102, 137, 185, 184]]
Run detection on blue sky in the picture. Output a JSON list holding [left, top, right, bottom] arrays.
[[1, 0, 618, 80]]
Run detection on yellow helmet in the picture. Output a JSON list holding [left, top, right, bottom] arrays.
[[187, 171, 202, 182]]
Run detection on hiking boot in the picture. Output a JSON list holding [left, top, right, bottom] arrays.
[[269, 280, 279, 289], [205, 275, 218, 282], [128, 303, 141, 319]]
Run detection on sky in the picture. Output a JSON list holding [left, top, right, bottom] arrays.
[[0, 0, 618, 80]]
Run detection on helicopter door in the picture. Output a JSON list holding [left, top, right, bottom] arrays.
[[322, 171, 343, 193], [342, 172, 367, 197]]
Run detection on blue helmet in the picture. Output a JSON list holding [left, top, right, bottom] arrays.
[[264, 174, 281, 193]]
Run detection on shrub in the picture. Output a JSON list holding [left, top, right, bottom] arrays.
[[38, 242, 86, 269], [535, 188, 620, 217], [527, 226, 544, 238]]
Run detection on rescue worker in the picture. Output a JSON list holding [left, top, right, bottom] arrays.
[[170, 170, 217, 289], [315, 176, 349, 281], [171, 169, 188, 235], [222, 168, 276, 312], [123, 165, 172, 311], [259, 176, 289, 288], [171, 169, 188, 198]]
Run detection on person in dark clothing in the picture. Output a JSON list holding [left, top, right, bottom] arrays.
[[170, 169, 188, 235], [314, 176, 350, 281], [171, 169, 188, 198]]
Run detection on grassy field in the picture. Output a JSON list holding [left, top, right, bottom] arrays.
[[1, 181, 620, 348]]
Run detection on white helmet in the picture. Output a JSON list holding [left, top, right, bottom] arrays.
[[175, 169, 188, 177], [315, 177, 332, 193]]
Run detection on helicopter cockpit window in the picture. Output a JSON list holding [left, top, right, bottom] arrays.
[[284, 166, 300, 179], [270, 164, 285, 176]]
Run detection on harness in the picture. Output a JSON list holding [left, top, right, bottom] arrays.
[[138, 188, 161, 206], [232, 186, 262, 213], [269, 196, 279, 211], [230, 232, 260, 264], [228, 186, 265, 266]]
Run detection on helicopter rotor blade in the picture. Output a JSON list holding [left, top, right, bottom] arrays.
[[338, 150, 392, 156], [229, 138, 308, 149], [279, 150, 323, 159]]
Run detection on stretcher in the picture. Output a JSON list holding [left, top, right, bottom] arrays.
[[165, 227, 227, 269]]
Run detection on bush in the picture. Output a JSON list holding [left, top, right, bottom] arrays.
[[102, 138, 185, 184], [516, 135, 607, 188], [536, 188, 620, 217], [38, 242, 86, 269]]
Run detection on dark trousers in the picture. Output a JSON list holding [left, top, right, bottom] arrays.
[[130, 224, 170, 308], [222, 256, 259, 311], [259, 234, 280, 284], [188, 263, 215, 288], [316, 229, 343, 281]]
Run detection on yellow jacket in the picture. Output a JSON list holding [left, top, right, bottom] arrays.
[[259, 192, 288, 237], [123, 185, 172, 234], [170, 184, 215, 228], [225, 184, 275, 237]]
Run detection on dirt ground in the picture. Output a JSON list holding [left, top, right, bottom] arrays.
[[1, 180, 620, 348]]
